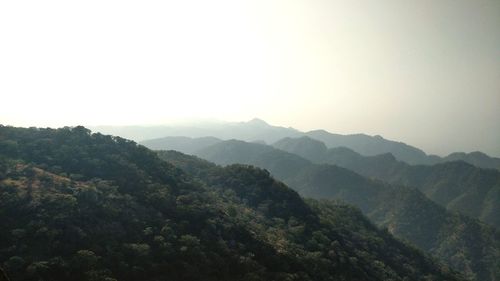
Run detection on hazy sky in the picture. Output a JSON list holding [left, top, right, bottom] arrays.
[[1, 0, 499, 156]]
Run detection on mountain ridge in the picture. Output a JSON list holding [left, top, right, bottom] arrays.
[[127, 119, 500, 169], [186, 139, 500, 281], [0, 125, 464, 281], [272, 136, 500, 229]]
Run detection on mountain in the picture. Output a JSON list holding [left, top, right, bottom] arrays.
[[443, 151, 500, 171], [94, 119, 432, 164], [91, 118, 302, 144], [272, 137, 328, 163], [192, 140, 500, 281], [297, 131, 500, 169], [0, 125, 463, 281], [195, 140, 310, 180], [109, 119, 499, 169], [140, 136, 221, 154], [304, 130, 438, 165], [272, 137, 500, 229]]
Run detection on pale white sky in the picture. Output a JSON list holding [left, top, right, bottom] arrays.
[[1, 0, 499, 156]]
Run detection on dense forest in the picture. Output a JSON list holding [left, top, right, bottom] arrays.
[[191, 140, 500, 281], [0, 125, 464, 280], [273, 136, 500, 228]]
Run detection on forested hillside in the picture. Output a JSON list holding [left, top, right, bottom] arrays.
[[0, 125, 462, 281], [273, 137, 500, 228], [192, 140, 500, 281]]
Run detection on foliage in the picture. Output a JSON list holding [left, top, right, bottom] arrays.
[[274, 136, 500, 228], [0, 126, 463, 281], [193, 139, 500, 281]]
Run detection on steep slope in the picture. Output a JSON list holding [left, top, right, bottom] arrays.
[[286, 164, 500, 281], [160, 151, 468, 280], [272, 137, 500, 229], [194, 141, 500, 281], [0, 125, 462, 281]]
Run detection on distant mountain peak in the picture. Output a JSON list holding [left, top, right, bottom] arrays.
[[247, 118, 269, 126], [307, 129, 329, 134], [469, 151, 488, 157]]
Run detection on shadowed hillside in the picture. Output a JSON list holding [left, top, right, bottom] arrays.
[[273, 136, 500, 228], [0, 125, 463, 281], [188, 140, 500, 281]]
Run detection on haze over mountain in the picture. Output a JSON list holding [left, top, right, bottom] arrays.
[[2, 0, 499, 280], [442, 152, 500, 171], [2, 0, 500, 157], [91, 118, 302, 144], [141, 136, 222, 155], [272, 136, 500, 228], [168, 140, 500, 281], [135, 118, 500, 169]]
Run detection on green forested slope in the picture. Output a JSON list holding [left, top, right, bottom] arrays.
[[0, 125, 462, 281], [273, 137, 500, 229], [193, 141, 500, 281]]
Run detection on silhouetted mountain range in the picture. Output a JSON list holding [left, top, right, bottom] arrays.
[[303, 130, 438, 165], [91, 118, 301, 144], [442, 151, 500, 171], [130, 118, 500, 169], [273, 136, 500, 229]]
